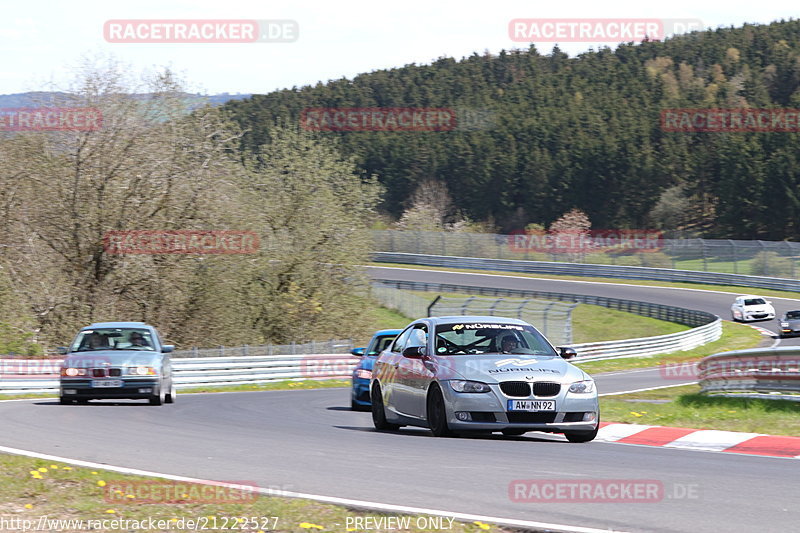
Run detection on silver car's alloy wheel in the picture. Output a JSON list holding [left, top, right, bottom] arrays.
[[426, 384, 453, 437], [165, 381, 176, 404]]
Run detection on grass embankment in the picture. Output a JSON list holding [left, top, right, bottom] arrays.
[[0, 455, 505, 533]]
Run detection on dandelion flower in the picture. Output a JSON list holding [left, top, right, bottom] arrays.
[[37, 468, 48, 473], [24, 504, 33, 509], [97, 480, 107, 487], [473, 521, 491, 530], [49, 465, 59, 469], [105, 509, 116, 514], [63, 467, 72, 471], [299, 522, 324, 529]]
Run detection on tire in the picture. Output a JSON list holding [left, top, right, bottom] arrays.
[[502, 429, 527, 436], [59, 396, 72, 405], [351, 398, 369, 411], [564, 424, 599, 443], [426, 384, 454, 437], [165, 381, 176, 404], [149, 381, 166, 406], [371, 383, 399, 431]]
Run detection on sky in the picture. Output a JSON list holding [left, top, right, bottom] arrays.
[[0, 0, 796, 96]]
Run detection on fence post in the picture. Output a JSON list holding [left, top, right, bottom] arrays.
[[219, 346, 224, 357], [729, 239, 737, 274]]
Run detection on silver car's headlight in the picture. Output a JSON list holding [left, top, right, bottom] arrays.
[[568, 380, 595, 394], [449, 380, 491, 393]]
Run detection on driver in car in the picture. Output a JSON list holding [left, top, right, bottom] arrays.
[[499, 333, 520, 354]]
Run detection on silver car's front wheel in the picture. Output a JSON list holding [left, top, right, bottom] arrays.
[[371, 383, 399, 431], [426, 384, 453, 437]]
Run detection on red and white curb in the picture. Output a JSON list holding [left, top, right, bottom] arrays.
[[743, 323, 776, 337], [597, 422, 800, 458]]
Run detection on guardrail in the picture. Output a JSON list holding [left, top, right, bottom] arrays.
[[0, 276, 724, 394], [372, 279, 722, 362], [0, 354, 357, 394], [698, 347, 800, 399], [373, 252, 800, 293]]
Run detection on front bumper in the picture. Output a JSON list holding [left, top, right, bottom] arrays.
[[743, 313, 775, 321], [60, 377, 161, 399], [440, 382, 599, 432], [351, 378, 371, 405]]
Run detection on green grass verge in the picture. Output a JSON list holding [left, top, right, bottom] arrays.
[[0, 454, 506, 532], [398, 289, 690, 343], [368, 262, 800, 300], [571, 305, 688, 344], [600, 384, 800, 436], [578, 321, 764, 374], [366, 305, 413, 331]]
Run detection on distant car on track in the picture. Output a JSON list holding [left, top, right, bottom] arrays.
[[730, 295, 775, 322], [59, 322, 176, 405], [350, 329, 401, 411], [370, 316, 599, 442], [778, 310, 800, 338]]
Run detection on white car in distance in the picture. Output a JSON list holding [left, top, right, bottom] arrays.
[[731, 295, 776, 322]]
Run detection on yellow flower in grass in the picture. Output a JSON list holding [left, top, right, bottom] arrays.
[[299, 523, 323, 530], [24, 504, 33, 509], [125, 494, 135, 499], [97, 480, 107, 487], [49, 465, 59, 469], [473, 521, 491, 530], [37, 467, 48, 473], [630, 412, 643, 417], [105, 509, 116, 514], [91, 471, 98, 475], [31, 472, 43, 480], [29, 470, 39, 476], [63, 467, 72, 471]]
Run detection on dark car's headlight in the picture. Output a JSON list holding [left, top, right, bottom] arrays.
[[568, 380, 596, 394], [354, 369, 372, 379], [128, 366, 157, 376], [449, 380, 491, 393]]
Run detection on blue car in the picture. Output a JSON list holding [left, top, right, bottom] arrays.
[[351, 329, 401, 411]]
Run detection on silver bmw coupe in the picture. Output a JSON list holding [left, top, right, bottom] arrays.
[[371, 316, 599, 442]]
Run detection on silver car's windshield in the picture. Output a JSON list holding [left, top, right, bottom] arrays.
[[434, 322, 557, 356], [785, 311, 800, 320], [744, 298, 766, 306], [70, 328, 155, 352]]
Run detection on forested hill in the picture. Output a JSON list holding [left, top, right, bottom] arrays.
[[225, 20, 800, 239]]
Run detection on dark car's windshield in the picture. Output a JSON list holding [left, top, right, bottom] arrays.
[[785, 311, 800, 320], [434, 322, 557, 356], [70, 328, 155, 352]]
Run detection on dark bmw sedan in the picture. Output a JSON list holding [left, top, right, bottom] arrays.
[[59, 322, 176, 405]]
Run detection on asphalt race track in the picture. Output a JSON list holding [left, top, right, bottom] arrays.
[[2, 269, 799, 533]]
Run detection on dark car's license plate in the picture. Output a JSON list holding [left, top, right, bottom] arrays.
[[507, 400, 556, 411], [91, 379, 123, 388]]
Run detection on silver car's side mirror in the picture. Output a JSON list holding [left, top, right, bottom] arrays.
[[558, 347, 577, 360]]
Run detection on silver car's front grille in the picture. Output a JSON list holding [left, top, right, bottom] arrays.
[[500, 381, 530, 397], [533, 382, 561, 397]]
